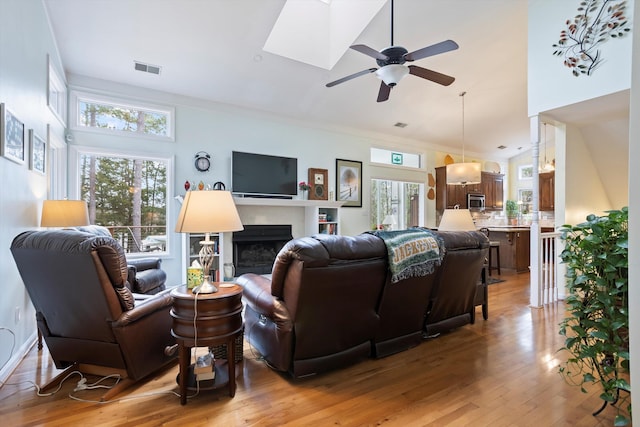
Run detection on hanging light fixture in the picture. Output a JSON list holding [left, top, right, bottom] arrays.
[[540, 122, 555, 172], [446, 91, 481, 185]]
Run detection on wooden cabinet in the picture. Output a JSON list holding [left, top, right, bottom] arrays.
[[491, 229, 530, 273], [436, 166, 504, 213], [481, 172, 504, 211], [539, 171, 555, 211], [304, 205, 340, 236]]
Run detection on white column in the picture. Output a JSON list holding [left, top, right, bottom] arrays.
[[529, 115, 542, 308]]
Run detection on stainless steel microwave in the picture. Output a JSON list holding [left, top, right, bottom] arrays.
[[468, 193, 485, 211]]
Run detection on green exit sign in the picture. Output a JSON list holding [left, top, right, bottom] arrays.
[[391, 153, 403, 165]]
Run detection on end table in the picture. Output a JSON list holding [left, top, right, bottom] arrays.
[[170, 284, 243, 405]]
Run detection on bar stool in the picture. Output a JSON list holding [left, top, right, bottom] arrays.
[[480, 228, 501, 276]]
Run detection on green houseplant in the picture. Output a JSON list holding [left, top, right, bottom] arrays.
[[505, 200, 518, 225], [558, 207, 630, 425]]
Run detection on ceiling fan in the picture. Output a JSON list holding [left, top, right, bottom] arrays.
[[326, 0, 459, 102]]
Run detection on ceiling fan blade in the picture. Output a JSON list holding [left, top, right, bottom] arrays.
[[404, 39, 459, 62], [377, 82, 391, 102], [350, 44, 389, 61], [408, 65, 455, 86], [326, 68, 377, 87]]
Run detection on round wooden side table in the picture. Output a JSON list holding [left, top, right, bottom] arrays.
[[170, 284, 243, 405]]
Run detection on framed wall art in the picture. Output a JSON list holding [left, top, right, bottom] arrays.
[[336, 158, 362, 207], [518, 164, 533, 180], [308, 168, 328, 200], [29, 129, 46, 175], [1, 103, 26, 164]]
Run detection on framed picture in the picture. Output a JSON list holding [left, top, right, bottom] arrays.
[[518, 164, 533, 180], [1, 103, 26, 164], [308, 168, 328, 200], [336, 158, 362, 207], [29, 129, 46, 174]]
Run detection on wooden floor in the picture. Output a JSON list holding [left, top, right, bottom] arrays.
[[0, 272, 627, 426]]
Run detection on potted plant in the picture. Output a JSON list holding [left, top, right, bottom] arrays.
[[505, 200, 518, 225], [558, 207, 630, 425]]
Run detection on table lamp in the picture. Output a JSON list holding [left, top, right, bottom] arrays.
[[41, 200, 90, 227], [438, 207, 476, 231], [382, 214, 397, 231], [175, 190, 243, 293]]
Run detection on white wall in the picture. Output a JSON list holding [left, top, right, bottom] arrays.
[[0, 0, 67, 380], [528, 0, 633, 115]]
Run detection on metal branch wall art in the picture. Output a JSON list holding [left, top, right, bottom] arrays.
[[552, 0, 630, 77]]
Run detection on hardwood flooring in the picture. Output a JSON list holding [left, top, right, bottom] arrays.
[[0, 272, 627, 426]]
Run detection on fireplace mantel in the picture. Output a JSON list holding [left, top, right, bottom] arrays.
[[233, 197, 344, 208]]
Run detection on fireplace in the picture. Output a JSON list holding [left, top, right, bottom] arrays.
[[233, 225, 293, 275]]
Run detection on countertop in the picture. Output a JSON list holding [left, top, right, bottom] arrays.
[[483, 226, 530, 232]]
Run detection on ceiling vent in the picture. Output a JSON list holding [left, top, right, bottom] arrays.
[[394, 122, 408, 128], [134, 61, 161, 75], [497, 145, 507, 150]]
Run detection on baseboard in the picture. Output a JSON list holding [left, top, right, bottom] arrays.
[[0, 331, 37, 385]]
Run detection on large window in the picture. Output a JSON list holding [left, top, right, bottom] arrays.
[[70, 91, 175, 140], [74, 147, 171, 255], [371, 179, 424, 230]]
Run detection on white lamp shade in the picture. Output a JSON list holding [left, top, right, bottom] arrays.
[[175, 190, 244, 233], [439, 208, 476, 231], [375, 64, 409, 86], [446, 162, 481, 185], [41, 200, 90, 227]]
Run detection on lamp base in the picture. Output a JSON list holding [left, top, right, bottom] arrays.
[[193, 275, 218, 294]]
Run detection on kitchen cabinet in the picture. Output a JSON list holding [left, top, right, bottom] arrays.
[[490, 229, 530, 273], [436, 166, 504, 214], [481, 172, 504, 211], [539, 171, 555, 211]]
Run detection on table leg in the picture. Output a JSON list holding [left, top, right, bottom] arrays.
[[178, 344, 190, 405]]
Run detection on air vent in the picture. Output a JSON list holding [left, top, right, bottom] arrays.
[[134, 61, 161, 75], [394, 122, 408, 128], [497, 145, 507, 150]]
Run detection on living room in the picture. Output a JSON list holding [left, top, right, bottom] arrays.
[[1, 0, 638, 424]]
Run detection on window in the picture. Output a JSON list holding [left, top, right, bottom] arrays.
[[72, 147, 172, 255], [47, 55, 67, 125], [371, 147, 422, 169], [70, 91, 175, 140], [371, 179, 424, 230]]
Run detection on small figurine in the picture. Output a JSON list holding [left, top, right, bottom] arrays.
[[184, 180, 191, 191]]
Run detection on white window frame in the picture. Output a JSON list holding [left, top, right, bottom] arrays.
[[47, 55, 67, 126], [69, 145, 174, 258], [70, 90, 176, 141]]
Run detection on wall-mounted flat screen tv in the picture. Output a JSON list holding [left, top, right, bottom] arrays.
[[231, 151, 297, 198]]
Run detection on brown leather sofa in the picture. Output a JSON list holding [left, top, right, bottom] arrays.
[[10, 229, 177, 399], [237, 230, 488, 378]]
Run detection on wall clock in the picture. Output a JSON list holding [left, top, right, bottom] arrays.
[[308, 168, 328, 200], [194, 151, 211, 172]]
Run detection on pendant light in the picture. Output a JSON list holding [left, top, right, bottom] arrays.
[[446, 91, 481, 185], [540, 122, 555, 172]]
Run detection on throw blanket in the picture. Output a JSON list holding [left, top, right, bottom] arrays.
[[369, 228, 444, 283]]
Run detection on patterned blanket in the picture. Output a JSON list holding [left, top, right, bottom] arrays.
[[369, 228, 445, 283]]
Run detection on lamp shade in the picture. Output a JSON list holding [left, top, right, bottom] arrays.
[[446, 162, 481, 185], [439, 208, 476, 231], [382, 214, 397, 225], [375, 64, 409, 86], [41, 200, 90, 227], [175, 190, 243, 233]]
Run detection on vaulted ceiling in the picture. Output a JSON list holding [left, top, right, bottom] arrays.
[[44, 0, 531, 160]]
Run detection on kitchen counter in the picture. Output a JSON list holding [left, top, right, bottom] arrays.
[[485, 228, 530, 273]]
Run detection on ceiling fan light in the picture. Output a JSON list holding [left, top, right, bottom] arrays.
[[375, 64, 409, 86], [446, 162, 481, 185]]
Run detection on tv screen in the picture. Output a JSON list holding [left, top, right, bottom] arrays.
[[232, 151, 297, 198]]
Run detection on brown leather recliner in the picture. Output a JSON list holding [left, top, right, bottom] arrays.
[[237, 233, 388, 378], [10, 229, 176, 400]]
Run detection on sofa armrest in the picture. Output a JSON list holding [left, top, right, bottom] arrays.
[[237, 274, 292, 323], [127, 257, 162, 271], [112, 291, 173, 327]]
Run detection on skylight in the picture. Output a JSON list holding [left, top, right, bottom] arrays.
[[263, 0, 386, 70]]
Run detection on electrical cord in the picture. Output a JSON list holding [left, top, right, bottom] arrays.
[[0, 327, 16, 373]]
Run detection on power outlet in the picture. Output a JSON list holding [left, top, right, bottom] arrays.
[[14, 306, 21, 324]]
